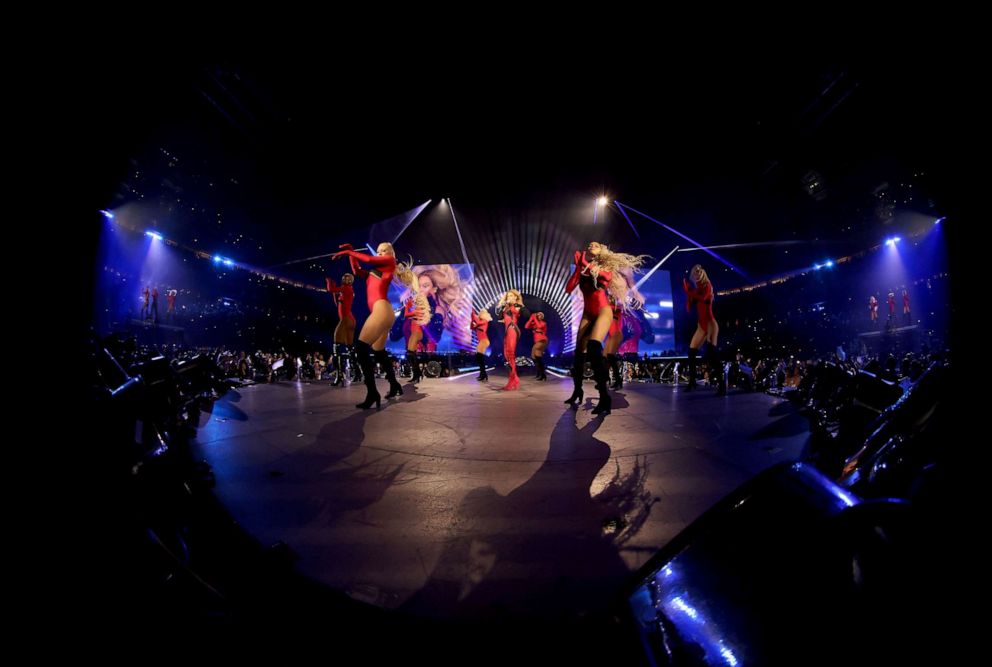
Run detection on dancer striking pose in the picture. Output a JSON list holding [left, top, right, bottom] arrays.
[[326, 273, 356, 386], [566, 242, 648, 414], [903, 289, 911, 324], [869, 294, 879, 325], [403, 291, 431, 383], [471, 308, 492, 381], [525, 311, 549, 381], [496, 289, 528, 391], [331, 242, 416, 408], [683, 264, 725, 395]]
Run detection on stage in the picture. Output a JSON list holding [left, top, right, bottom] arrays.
[[192, 371, 810, 620]]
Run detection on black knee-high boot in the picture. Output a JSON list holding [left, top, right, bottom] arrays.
[[476, 352, 488, 381], [408, 350, 421, 383], [331, 344, 344, 386], [686, 347, 698, 390], [354, 341, 380, 409], [565, 351, 585, 405], [535, 356, 546, 380], [588, 340, 612, 415], [375, 349, 403, 398]]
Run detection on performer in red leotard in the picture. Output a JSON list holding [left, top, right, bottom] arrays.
[[332, 242, 416, 408], [525, 311, 549, 381], [403, 292, 430, 383], [471, 308, 492, 381], [565, 242, 647, 415], [683, 264, 724, 395], [496, 289, 528, 391], [326, 273, 356, 386]]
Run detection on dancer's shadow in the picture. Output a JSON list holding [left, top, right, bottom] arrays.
[[402, 410, 654, 620]]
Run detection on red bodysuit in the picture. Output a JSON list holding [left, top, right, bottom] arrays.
[[525, 313, 548, 342], [869, 296, 878, 316], [338, 249, 397, 310], [683, 277, 714, 330], [404, 297, 422, 335], [903, 291, 910, 314], [566, 253, 612, 318], [500, 302, 525, 390], [471, 311, 490, 343], [887, 292, 896, 315], [326, 277, 356, 323]]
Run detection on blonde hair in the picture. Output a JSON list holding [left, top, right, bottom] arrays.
[[691, 264, 711, 287], [590, 245, 651, 310], [478, 309, 493, 322], [376, 242, 418, 293], [499, 289, 523, 307]]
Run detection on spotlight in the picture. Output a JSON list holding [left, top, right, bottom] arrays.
[[100, 209, 115, 220], [597, 196, 609, 207], [145, 231, 163, 241]]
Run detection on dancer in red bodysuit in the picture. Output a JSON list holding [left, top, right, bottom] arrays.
[[166, 289, 177, 322], [496, 289, 528, 390], [331, 242, 416, 408], [903, 289, 911, 324], [525, 311, 549, 381], [326, 273, 356, 386], [403, 292, 430, 383], [471, 308, 492, 381], [683, 264, 724, 395], [565, 242, 647, 414], [869, 294, 878, 325], [887, 291, 896, 321]]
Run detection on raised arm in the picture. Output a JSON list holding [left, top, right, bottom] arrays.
[[566, 250, 587, 293]]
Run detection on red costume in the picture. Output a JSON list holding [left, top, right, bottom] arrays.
[[335, 248, 397, 310], [887, 292, 896, 315], [403, 297, 422, 335], [326, 277, 356, 323], [524, 313, 548, 342], [566, 251, 612, 318], [683, 277, 714, 330], [471, 311, 489, 343], [499, 302, 525, 390]]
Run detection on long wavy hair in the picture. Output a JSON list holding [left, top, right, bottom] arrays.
[[378, 242, 418, 293], [589, 245, 651, 310], [415, 264, 470, 326], [691, 264, 711, 290]]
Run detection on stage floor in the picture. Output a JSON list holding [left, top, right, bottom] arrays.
[[193, 371, 809, 620]]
